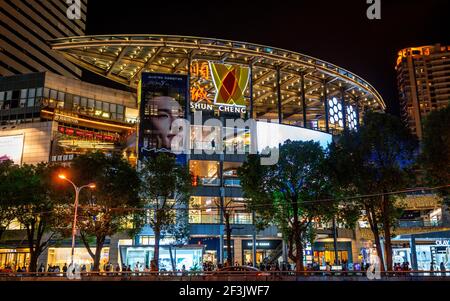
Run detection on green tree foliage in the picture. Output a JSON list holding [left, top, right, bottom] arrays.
[[238, 140, 333, 271], [0, 160, 16, 240], [64, 152, 141, 271], [328, 112, 417, 271], [0, 161, 66, 272], [421, 104, 450, 196], [139, 153, 191, 271]]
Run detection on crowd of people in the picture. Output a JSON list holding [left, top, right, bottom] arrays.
[[1, 259, 447, 276]]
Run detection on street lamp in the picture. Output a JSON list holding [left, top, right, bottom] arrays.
[[58, 174, 95, 265]]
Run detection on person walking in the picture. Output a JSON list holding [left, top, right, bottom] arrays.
[[440, 262, 446, 276]]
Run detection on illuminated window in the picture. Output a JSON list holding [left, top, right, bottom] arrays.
[[189, 197, 220, 224], [189, 160, 220, 186]]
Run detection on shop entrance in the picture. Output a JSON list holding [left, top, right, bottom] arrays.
[[313, 250, 349, 265], [0, 249, 30, 270]]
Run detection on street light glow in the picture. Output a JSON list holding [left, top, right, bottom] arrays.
[[89, 183, 96, 189], [58, 174, 66, 180]]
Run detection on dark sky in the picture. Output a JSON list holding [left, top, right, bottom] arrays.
[[85, 0, 450, 115]]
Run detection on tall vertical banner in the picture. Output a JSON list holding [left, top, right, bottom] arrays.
[[138, 73, 188, 160]]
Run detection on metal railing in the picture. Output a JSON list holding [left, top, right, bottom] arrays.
[[1, 270, 449, 280]]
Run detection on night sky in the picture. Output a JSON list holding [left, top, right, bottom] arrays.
[[85, 0, 450, 115]]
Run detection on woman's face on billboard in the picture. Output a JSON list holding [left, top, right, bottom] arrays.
[[149, 96, 180, 149]]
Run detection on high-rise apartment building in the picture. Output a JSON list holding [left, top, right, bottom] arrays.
[[0, 0, 88, 79], [396, 44, 450, 138]]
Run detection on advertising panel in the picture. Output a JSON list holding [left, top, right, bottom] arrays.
[[0, 134, 24, 165], [138, 73, 188, 159]]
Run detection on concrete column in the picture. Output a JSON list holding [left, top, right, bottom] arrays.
[[282, 240, 288, 263], [108, 234, 120, 266], [219, 233, 224, 265], [234, 238, 242, 265], [410, 235, 418, 270]]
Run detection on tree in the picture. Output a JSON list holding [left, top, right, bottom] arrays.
[[213, 198, 241, 267], [66, 152, 141, 271], [0, 160, 16, 240], [421, 104, 450, 195], [238, 140, 333, 271], [328, 112, 417, 271], [0, 162, 65, 272], [139, 153, 191, 271]]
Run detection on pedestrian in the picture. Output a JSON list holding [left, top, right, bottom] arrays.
[[440, 262, 446, 276], [38, 263, 45, 274], [62, 263, 68, 274]]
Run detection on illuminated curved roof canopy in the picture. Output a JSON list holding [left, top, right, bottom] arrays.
[[51, 35, 385, 131]]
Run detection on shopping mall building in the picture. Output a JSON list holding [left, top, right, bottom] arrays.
[[1, 35, 448, 271]]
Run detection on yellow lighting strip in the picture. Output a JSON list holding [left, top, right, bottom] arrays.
[[42, 110, 134, 130]]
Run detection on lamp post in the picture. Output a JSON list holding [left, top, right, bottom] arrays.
[[58, 174, 95, 265]]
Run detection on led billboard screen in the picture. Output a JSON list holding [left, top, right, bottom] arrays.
[[138, 73, 188, 159], [0, 134, 24, 165], [256, 122, 332, 151]]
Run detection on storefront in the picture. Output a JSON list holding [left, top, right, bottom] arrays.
[[0, 248, 30, 270], [241, 239, 282, 265], [189, 237, 234, 265], [313, 240, 353, 265], [392, 231, 450, 271], [47, 247, 110, 271], [119, 245, 203, 271]]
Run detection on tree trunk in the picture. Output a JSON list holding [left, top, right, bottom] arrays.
[[381, 194, 393, 271], [291, 196, 304, 272], [295, 232, 304, 272], [366, 204, 385, 272], [92, 238, 105, 272], [26, 223, 39, 272], [224, 212, 232, 267], [153, 227, 161, 271], [29, 251, 38, 273]]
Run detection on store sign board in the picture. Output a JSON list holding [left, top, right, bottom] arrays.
[[0, 134, 24, 165], [435, 240, 450, 246], [190, 61, 249, 114]]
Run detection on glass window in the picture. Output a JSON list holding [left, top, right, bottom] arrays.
[[88, 99, 95, 109], [80, 97, 87, 108], [189, 197, 220, 224], [57, 91, 65, 101], [117, 105, 124, 114], [110, 103, 116, 113], [28, 88, 36, 98], [189, 160, 220, 186], [36, 87, 43, 97], [43, 88, 50, 98], [223, 162, 242, 187], [6, 91, 12, 100], [0, 91, 4, 101], [96, 100, 102, 110], [20, 89, 27, 99], [50, 89, 57, 100], [224, 198, 252, 224], [27, 98, 34, 107], [102, 102, 109, 112]]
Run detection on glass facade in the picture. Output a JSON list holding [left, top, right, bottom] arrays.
[[189, 197, 220, 224], [120, 245, 203, 271], [190, 160, 220, 187]]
